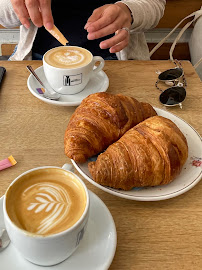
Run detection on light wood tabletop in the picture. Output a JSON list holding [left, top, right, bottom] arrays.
[[0, 60, 202, 270]]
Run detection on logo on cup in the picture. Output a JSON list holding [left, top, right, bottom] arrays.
[[63, 74, 82, 86]]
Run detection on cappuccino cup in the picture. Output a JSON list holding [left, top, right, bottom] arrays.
[[43, 46, 105, 95], [3, 165, 89, 266]]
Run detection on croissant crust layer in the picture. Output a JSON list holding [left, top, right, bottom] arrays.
[[64, 92, 157, 163], [88, 116, 188, 190]]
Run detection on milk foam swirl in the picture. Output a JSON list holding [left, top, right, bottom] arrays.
[[53, 50, 84, 65], [25, 183, 71, 235]]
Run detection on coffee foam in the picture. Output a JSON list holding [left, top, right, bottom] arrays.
[[6, 168, 86, 236], [44, 47, 92, 69], [54, 50, 85, 65]]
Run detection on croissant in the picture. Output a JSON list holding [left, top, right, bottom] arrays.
[[64, 92, 157, 163], [88, 116, 188, 190]]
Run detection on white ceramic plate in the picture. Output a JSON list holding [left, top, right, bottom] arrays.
[[27, 66, 109, 106], [72, 108, 202, 201], [0, 191, 117, 270]]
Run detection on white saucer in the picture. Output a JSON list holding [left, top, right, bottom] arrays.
[[0, 191, 117, 270], [27, 66, 109, 106], [72, 108, 202, 201]]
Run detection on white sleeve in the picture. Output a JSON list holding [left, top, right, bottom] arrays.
[[116, 0, 166, 31], [0, 0, 21, 28]]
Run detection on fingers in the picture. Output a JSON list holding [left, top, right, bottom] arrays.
[[86, 8, 121, 40], [100, 29, 130, 53], [84, 6, 106, 29], [11, 0, 30, 28], [85, 5, 120, 36], [86, 4, 132, 53], [11, 0, 53, 29], [39, 0, 53, 29], [85, 5, 117, 32], [26, 0, 43, 27], [87, 19, 120, 40]]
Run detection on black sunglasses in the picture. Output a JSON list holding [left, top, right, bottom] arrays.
[[155, 61, 187, 108]]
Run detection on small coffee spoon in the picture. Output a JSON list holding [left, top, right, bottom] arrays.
[[0, 227, 10, 252], [26, 65, 61, 101]]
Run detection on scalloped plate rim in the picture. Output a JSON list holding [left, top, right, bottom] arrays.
[[72, 107, 202, 201]]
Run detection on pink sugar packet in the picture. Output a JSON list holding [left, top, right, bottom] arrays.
[[0, 155, 17, 171]]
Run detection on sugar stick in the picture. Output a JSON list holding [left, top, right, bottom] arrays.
[[0, 155, 17, 171], [46, 25, 69, 46]]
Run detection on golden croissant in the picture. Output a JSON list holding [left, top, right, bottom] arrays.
[[88, 116, 188, 190], [64, 92, 157, 163]]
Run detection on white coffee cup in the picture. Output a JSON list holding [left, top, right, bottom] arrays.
[[3, 164, 89, 266], [43, 46, 105, 95]]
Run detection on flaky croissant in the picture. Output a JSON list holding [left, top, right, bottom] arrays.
[[64, 92, 157, 163], [88, 116, 188, 190]]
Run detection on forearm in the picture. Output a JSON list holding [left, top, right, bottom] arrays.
[[116, 0, 166, 31], [0, 0, 21, 28]]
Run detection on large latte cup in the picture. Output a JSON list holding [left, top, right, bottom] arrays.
[[3, 165, 89, 266], [43, 46, 105, 95]]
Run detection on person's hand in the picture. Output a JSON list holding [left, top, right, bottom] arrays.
[[84, 3, 133, 53], [10, 0, 53, 29]]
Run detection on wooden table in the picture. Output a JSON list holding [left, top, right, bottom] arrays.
[[0, 60, 202, 270]]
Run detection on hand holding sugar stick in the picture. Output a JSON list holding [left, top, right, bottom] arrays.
[[45, 25, 69, 46], [0, 155, 17, 171]]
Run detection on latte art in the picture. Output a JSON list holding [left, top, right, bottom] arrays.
[[44, 46, 92, 69], [6, 168, 87, 236], [25, 183, 72, 235], [54, 50, 85, 66]]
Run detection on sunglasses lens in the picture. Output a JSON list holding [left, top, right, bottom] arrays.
[[158, 68, 183, 81], [159, 87, 186, 106]]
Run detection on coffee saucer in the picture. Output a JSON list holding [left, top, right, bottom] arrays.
[[27, 66, 109, 106], [0, 191, 117, 270]]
